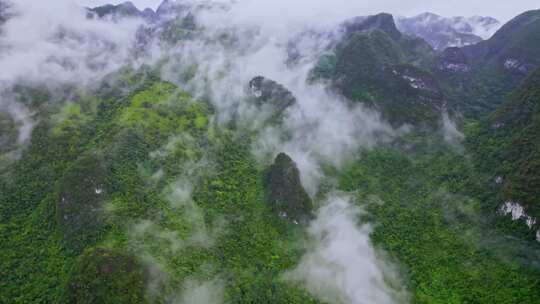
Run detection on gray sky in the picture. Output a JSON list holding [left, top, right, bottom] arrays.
[[79, 0, 539, 22]]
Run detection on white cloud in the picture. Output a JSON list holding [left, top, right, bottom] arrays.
[[0, 0, 142, 88], [285, 194, 408, 304], [175, 278, 224, 304]]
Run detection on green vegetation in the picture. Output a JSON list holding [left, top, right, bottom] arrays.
[[313, 18, 444, 128], [0, 73, 319, 303], [0, 111, 18, 154], [2, 8, 540, 304], [467, 67, 540, 228], [3, 68, 539, 302], [442, 9, 540, 118], [62, 248, 148, 304], [338, 146, 540, 303]]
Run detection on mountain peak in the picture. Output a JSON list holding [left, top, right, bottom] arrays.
[[343, 13, 402, 41], [463, 9, 540, 73], [396, 12, 501, 50], [156, 0, 180, 17]]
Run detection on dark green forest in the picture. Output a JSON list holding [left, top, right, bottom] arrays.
[[1, 1, 540, 303]]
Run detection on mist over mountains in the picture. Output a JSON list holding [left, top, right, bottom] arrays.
[[1, 1, 540, 303], [396, 12, 501, 50]]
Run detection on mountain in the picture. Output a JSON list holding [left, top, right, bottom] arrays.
[[263, 153, 313, 224], [155, 0, 176, 17], [314, 13, 445, 128], [342, 13, 403, 40], [438, 9, 540, 117], [149, 0, 230, 44], [463, 9, 540, 73], [321, 10, 540, 120], [397, 13, 500, 50], [3, 2, 540, 304], [469, 67, 540, 239]]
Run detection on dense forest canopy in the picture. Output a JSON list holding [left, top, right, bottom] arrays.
[[1, 1, 540, 303]]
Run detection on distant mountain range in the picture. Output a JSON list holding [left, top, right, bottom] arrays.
[[396, 12, 501, 50], [87, 2, 502, 52]]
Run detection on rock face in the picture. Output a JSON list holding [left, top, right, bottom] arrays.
[[63, 248, 147, 304], [438, 47, 470, 72], [343, 13, 403, 41], [396, 13, 500, 50], [263, 153, 313, 224], [248, 76, 296, 115]]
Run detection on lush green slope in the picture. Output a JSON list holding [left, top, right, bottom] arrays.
[[338, 146, 540, 303], [2, 67, 540, 303], [3, 8, 540, 304], [314, 14, 445, 128], [468, 67, 540, 231], [0, 72, 318, 303], [438, 9, 540, 117]]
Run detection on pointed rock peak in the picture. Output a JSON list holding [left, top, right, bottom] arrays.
[[248, 76, 296, 111], [264, 153, 313, 225], [156, 0, 171, 14], [344, 13, 402, 41], [156, 0, 181, 16], [274, 153, 295, 167]]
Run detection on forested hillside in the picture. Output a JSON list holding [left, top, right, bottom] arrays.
[[1, 1, 540, 303]]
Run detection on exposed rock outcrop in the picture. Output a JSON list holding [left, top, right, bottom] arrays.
[[249, 76, 296, 110], [343, 13, 402, 41], [263, 153, 313, 224]]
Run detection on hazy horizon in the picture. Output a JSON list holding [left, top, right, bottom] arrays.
[[79, 0, 540, 22]]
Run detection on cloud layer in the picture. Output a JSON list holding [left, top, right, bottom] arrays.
[[285, 194, 408, 304]]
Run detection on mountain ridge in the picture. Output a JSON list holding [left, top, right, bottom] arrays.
[[2, 2, 540, 303], [396, 12, 501, 50]]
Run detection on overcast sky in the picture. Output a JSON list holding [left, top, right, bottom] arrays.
[[79, 0, 539, 22]]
